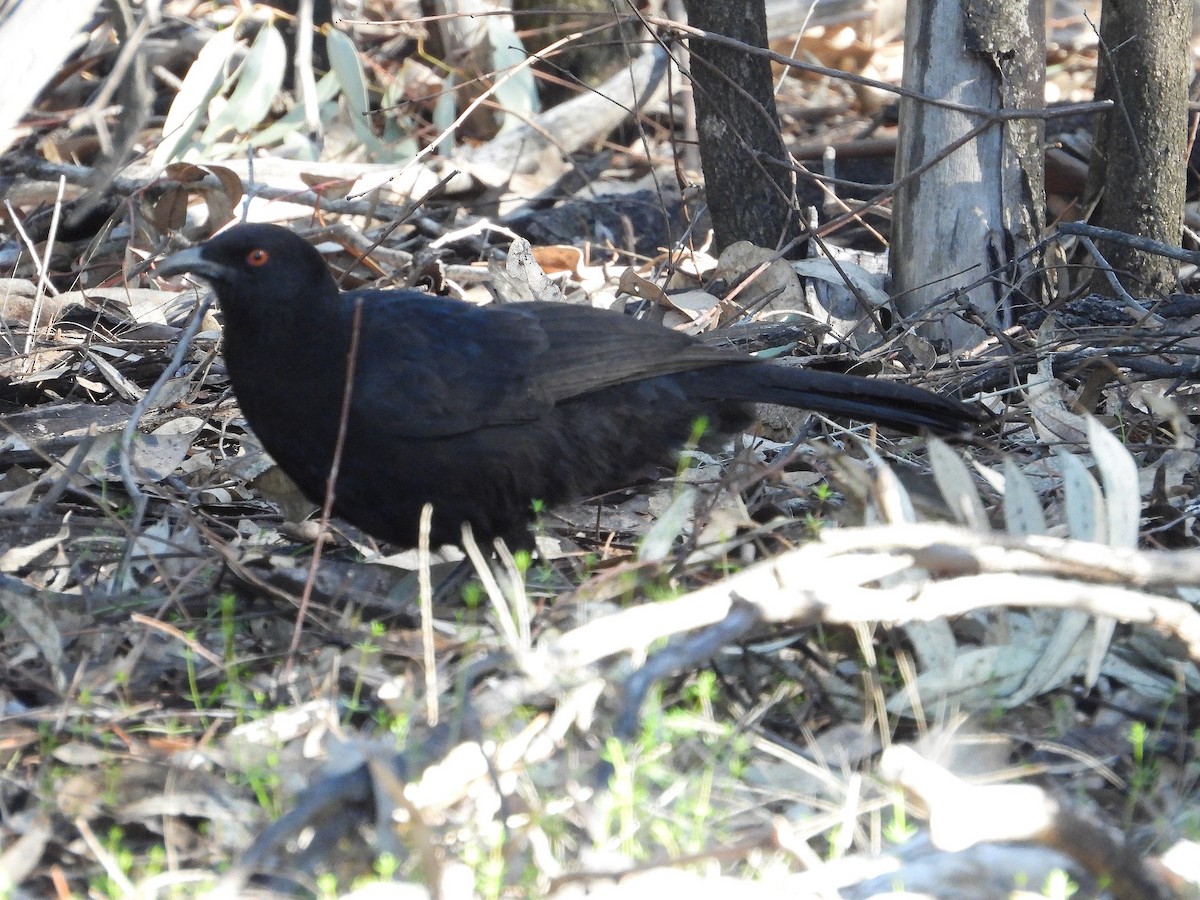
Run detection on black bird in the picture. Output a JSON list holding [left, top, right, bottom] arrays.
[[158, 224, 981, 549]]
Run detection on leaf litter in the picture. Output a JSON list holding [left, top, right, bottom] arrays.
[[0, 1, 1197, 896]]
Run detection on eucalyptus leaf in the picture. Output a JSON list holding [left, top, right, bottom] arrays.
[[430, 70, 459, 153], [1001, 456, 1046, 536], [639, 487, 695, 563], [886, 644, 1034, 713], [791, 257, 890, 306], [154, 26, 238, 166], [326, 27, 388, 156], [1082, 417, 1138, 686], [1057, 449, 1104, 542], [1087, 415, 1140, 549], [200, 22, 287, 144], [487, 18, 539, 134], [248, 70, 339, 148], [928, 437, 988, 531]]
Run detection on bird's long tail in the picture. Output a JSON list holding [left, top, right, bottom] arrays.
[[691, 362, 984, 434]]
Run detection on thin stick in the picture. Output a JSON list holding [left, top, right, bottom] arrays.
[[285, 295, 364, 673], [24, 176, 66, 358], [419, 502, 439, 726]]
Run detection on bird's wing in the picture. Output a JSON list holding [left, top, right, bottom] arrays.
[[350, 292, 556, 438], [350, 296, 743, 439], [516, 302, 746, 402]]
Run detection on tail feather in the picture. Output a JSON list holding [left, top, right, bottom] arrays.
[[691, 363, 983, 434]]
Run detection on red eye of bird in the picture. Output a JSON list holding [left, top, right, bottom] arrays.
[[246, 248, 270, 267]]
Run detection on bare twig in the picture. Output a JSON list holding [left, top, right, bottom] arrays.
[[285, 295, 364, 673], [550, 523, 1200, 669]]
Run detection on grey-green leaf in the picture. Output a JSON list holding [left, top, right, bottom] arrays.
[[487, 18, 539, 134], [201, 22, 287, 143], [153, 27, 238, 166], [326, 27, 387, 155]]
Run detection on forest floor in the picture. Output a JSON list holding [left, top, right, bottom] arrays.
[[1, 2, 1198, 898]]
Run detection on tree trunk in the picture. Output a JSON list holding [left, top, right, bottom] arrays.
[[1084, 0, 1189, 298], [681, 0, 806, 253], [892, 0, 1045, 352]]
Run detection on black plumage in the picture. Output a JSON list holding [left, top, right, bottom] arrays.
[[158, 224, 981, 549]]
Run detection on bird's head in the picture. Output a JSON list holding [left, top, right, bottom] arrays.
[[157, 223, 337, 301]]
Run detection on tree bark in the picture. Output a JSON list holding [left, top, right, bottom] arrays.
[[1084, 0, 1189, 298], [892, 0, 1046, 351], [681, 0, 806, 253]]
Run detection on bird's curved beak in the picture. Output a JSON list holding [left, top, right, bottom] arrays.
[[157, 246, 227, 282]]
